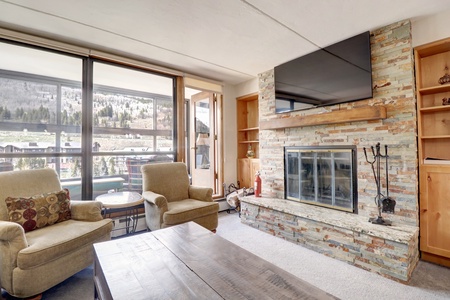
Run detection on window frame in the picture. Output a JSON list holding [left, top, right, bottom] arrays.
[[0, 40, 178, 200]]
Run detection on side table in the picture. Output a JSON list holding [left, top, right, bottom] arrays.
[[95, 191, 144, 235]]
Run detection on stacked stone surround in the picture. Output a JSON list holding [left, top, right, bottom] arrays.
[[242, 20, 420, 282], [240, 196, 419, 282]]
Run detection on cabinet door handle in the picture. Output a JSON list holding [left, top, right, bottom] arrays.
[[427, 175, 431, 182]]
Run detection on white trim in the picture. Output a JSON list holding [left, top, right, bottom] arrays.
[[90, 50, 183, 76], [0, 28, 89, 56], [0, 27, 223, 85], [184, 75, 223, 94]]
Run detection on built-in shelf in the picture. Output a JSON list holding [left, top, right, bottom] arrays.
[[420, 105, 450, 113], [237, 93, 260, 188], [421, 135, 450, 139], [415, 37, 450, 267], [419, 85, 450, 95], [238, 127, 259, 132], [260, 106, 387, 130]]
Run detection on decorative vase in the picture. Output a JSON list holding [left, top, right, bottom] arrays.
[[246, 144, 255, 158]]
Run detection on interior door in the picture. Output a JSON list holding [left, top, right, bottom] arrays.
[[190, 91, 215, 189]]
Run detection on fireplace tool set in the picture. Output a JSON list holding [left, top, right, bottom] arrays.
[[363, 142, 396, 226]]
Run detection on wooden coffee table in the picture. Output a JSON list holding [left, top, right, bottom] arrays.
[[93, 222, 338, 300]]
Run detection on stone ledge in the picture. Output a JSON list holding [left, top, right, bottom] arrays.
[[241, 196, 418, 243], [240, 196, 419, 282]]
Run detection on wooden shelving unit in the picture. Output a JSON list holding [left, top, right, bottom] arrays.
[[415, 37, 450, 267], [237, 93, 260, 188]]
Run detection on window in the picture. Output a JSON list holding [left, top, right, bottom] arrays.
[[91, 62, 175, 196], [0, 40, 176, 199]]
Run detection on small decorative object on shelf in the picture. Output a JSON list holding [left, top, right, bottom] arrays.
[[438, 66, 450, 85], [246, 144, 255, 158], [443, 97, 450, 105]]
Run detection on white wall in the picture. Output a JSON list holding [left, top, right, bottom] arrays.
[[412, 9, 450, 47], [222, 84, 237, 188], [234, 78, 259, 97], [222, 78, 258, 189]]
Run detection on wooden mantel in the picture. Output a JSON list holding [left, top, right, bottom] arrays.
[[259, 106, 387, 130]]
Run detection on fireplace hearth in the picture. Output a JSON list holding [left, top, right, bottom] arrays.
[[284, 145, 357, 213]]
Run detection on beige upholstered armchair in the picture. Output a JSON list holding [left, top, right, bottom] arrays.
[[141, 162, 219, 231], [0, 168, 113, 298]]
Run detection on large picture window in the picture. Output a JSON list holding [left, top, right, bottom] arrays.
[[0, 40, 176, 199]]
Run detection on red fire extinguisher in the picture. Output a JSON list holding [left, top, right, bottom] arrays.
[[254, 171, 262, 197]]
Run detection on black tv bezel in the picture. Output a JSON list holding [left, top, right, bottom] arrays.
[[274, 31, 373, 114]]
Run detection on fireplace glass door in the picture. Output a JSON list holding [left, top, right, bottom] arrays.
[[285, 146, 357, 213]]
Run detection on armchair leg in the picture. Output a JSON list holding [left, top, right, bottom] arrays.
[[25, 294, 42, 300], [0, 292, 42, 300]]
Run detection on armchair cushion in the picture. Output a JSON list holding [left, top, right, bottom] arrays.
[[164, 199, 218, 226], [18, 218, 112, 270], [5, 189, 71, 232], [142, 162, 189, 202]]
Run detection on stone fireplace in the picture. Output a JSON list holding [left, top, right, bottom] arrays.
[[285, 145, 357, 213], [239, 20, 420, 283]]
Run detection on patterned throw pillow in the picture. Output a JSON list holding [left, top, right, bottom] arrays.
[[5, 189, 71, 232]]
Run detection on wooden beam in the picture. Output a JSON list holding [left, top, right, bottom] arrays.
[[260, 105, 387, 130]]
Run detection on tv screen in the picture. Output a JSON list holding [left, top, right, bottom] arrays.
[[274, 31, 372, 113]]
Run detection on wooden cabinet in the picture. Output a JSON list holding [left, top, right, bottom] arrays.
[[415, 38, 450, 267], [237, 93, 259, 188]]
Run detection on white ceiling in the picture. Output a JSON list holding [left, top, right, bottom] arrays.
[[1, 0, 450, 85]]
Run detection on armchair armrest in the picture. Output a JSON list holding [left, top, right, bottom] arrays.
[[189, 186, 213, 202], [0, 220, 27, 250], [0, 220, 28, 290], [142, 191, 168, 210], [142, 191, 168, 231], [70, 200, 104, 222]]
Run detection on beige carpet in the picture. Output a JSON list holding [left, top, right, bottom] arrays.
[[2, 211, 450, 299], [217, 212, 450, 300]]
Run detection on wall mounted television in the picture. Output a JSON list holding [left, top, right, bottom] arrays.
[[275, 31, 373, 113]]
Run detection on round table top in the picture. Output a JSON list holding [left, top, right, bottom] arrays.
[[96, 191, 143, 208]]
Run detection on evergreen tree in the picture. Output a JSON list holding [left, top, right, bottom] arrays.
[[16, 158, 25, 170], [108, 157, 116, 175], [100, 157, 108, 176]]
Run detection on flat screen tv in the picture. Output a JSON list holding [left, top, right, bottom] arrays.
[[274, 31, 372, 113]]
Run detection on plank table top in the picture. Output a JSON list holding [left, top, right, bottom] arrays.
[[93, 221, 338, 300]]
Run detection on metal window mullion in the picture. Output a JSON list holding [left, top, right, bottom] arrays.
[[314, 153, 318, 203], [298, 151, 301, 200], [172, 77, 177, 161], [331, 153, 336, 206], [153, 98, 158, 150], [81, 58, 93, 200], [55, 83, 62, 175]]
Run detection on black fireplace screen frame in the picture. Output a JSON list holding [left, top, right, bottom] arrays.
[[284, 145, 358, 214]]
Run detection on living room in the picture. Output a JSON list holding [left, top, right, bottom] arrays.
[[1, 1, 450, 299]]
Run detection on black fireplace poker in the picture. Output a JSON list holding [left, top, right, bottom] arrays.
[[363, 143, 396, 226]]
